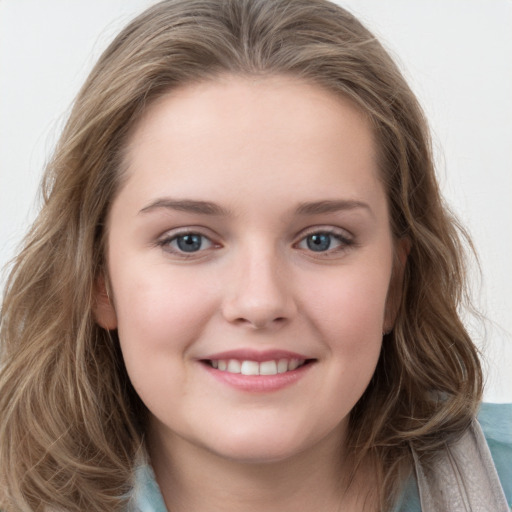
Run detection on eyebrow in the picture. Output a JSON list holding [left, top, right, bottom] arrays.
[[295, 200, 372, 216], [139, 198, 372, 217], [139, 198, 230, 216]]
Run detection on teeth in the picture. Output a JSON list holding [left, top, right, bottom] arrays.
[[277, 359, 288, 373], [259, 360, 277, 375], [227, 359, 241, 373], [288, 358, 300, 371], [210, 358, 306, 375], [240, 360, 259, 376]]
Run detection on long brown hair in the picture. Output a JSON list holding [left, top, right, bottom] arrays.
[[0, 1, 482, 510]]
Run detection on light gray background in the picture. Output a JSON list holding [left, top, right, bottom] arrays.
[[1, 0, 511, 401]]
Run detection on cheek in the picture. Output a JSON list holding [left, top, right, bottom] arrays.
[[309, 265, 391, 339], [109, 264, 218, 373], [306, 265, 390, 386], [109, 265, 221, 418]]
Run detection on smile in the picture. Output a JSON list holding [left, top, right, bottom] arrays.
[[207, 358, 307, 375]]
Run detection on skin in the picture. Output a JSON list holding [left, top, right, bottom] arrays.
[[95, 75, 406, 512]]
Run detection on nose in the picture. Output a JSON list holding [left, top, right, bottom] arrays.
[[221, 246, 297, 330]]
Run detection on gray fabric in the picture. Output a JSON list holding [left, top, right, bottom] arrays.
[[413, 420, 509, 511]]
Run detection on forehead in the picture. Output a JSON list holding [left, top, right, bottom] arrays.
[[119, 74, 384, 213], [127, 74, 374, 155]]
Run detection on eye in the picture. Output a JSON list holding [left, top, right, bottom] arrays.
[[296, 230, 353, 253], [159, 232, 214, 254]]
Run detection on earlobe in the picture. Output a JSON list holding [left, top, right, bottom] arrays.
[[93, 274, 118, 330], [383, 237, 410, 333]]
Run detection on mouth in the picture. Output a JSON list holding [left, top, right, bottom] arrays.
[[202, 358, 315, 376]]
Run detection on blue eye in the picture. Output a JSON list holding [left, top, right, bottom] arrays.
[[176, 234, 204, 252], [297, 230, 352, 253], [306, 233, 333, 252], [160, 232, 214, 254]]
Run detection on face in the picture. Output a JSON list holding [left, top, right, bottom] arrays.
[[96, 75, 403, 464]]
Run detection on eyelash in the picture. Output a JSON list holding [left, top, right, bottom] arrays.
[[156, 227, 354, 257], [156, 229, 218, 258], [294, 228, 354, 255]]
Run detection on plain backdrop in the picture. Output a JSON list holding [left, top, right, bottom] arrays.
[[1, 0, 511, 401]]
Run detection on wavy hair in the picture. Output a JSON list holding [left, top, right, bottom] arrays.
[[0, 0, 482, 510]]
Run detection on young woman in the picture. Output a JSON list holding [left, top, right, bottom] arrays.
[[0, 1, 510, 511]]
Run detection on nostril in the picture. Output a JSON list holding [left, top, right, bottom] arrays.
[[233, 315, 288, 329]]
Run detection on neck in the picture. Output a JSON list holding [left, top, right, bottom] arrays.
[[147, 422, 377, 512]]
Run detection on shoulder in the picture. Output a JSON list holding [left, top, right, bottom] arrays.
[[396, 402, 512, 511], [478, 402, 512, 506]]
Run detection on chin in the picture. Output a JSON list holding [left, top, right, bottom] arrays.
[[200, 423, 335, 465], [210, 439, 306, 465]]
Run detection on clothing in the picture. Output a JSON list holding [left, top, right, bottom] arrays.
[[393, 403, 512, 511], [129, 403, 512, 511]]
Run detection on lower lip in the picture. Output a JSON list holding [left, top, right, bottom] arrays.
[[201, 362, 314, 392]]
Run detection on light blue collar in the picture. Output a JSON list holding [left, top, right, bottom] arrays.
[[129, 464, 168, 512]]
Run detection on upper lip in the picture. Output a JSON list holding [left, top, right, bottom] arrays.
[[200, 349, 313, 362]]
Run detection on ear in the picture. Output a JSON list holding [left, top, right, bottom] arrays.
[[93, 274, 118, 330], [383, 237, 410, 334]]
